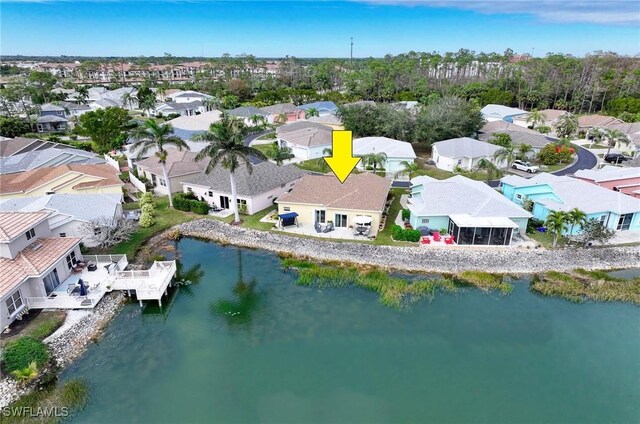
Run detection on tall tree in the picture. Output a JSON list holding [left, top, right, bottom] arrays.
[[493, 143, 517, 169], [129, 120, 189, 208], [545, 210, 569, 248], [77, 107, 131, 153], [567, 208, 588, 244], [192, 115, 267, 223], [526, 109, 545, 129], [555, 113, 578, 138]]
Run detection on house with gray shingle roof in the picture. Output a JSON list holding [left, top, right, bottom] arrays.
[[135, 147, 207, 195], [432, 137, 506, 171], [181, 161, 305, 215], [276, 121, 333, 160], [0, 145, 103, 175]]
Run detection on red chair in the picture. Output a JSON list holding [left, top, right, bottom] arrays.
[[421, 236, 431, 244], [444, 237, 454, 245], [432, 231, 441, 242]]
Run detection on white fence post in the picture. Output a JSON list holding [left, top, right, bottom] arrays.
[[103, 154, 121, 171], [129, 172, 147, 193]]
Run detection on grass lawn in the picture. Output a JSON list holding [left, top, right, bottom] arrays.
[[255, 131, 276, 141], [295, 158, 329, 174], [587, 144, 609, 149], [91, 196, 213, 258], [539, 163, 569, 173], [252, 143, 274, 157], [527, 231, 567, 249], [224, 206, 276, 231], [0, 311, 66, 343], [374, 188, 414, 246], [412, 166, 493, 181]]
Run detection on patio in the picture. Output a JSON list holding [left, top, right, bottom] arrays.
[[275, 223, 376, 240]]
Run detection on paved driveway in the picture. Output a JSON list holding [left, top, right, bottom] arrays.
[[552, 145, 597, 176]]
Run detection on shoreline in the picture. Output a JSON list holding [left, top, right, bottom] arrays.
[[178, 219, 640, 273]]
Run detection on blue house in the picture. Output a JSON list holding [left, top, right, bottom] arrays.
[[297, 101, 338, 117], [408, 175, 531, 246], [500, 173, 640, 235]]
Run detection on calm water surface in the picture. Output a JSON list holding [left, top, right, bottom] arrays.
[[62, 238, 640, 423]]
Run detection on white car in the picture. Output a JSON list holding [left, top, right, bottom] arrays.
[[512, 160, 539, 173]]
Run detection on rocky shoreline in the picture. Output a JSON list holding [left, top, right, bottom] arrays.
[[179, 219, 640, 273], [0, 292, 126, 408]]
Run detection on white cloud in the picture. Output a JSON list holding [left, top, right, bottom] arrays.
[[355, 0, 640, 25]]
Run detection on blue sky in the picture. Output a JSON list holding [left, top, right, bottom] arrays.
[[1, 1, 639, 57]]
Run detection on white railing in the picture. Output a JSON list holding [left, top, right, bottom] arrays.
[[129, 172, 147, 193], [83, 254, 127, 265], [110, 261, 176, 300], [26, 296, 100, 309], [103, 154, 121, 171]]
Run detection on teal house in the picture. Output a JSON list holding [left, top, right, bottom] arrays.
[[408, 175, 531, 246], [500, 173, 640, 235]]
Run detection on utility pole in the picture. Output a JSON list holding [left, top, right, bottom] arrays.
[[350, 37, 354, 65]]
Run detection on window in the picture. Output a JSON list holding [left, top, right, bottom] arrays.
[[283, 207, 290, 212], [335, 214, 348, 227], [159, 178, 167, 187], [236, 199, 247, 206], [421, 218, 430, 224], [315, 210, 326, 224], [6, 291, 24, 316], [25, 228, 35, 240], [599, 215, 607, 224], [66, 251, 77, 269], [59, 233, 66, 237], [457, 159, 462, 165], [94, 228, 102, 236], [208, 191, 213, 197]]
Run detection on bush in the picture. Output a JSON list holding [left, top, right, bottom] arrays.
[[140, 203, 156, 216], [391, 225, 421, 242], [391, 225, 406, 241], [401, 209, 410, 221], [527, 218, 545, 233], [2, 337, 50, 373], [139, 192, 154, 206], [173, 193, 192, 211], [139, 212, 155, 228], [189, 200, 210, 215], [404, 229, 421, 242]]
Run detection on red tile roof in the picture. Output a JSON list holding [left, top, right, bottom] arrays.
[[0, 212, 51, 242]]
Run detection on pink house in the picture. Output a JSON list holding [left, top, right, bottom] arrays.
[[574, 166, 640, 199], [259, 103, 306, 124]]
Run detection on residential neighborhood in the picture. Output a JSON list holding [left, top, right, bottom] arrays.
[[1, 2, 639, 421]]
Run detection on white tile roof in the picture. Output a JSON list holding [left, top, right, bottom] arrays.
[[574, 166, 640, 183], [353, 137, 416, 159], [433, 137, 502, 159], [0, 193, 122, 223], [481, 104, 527, 119], [409, 175, 531, 219]]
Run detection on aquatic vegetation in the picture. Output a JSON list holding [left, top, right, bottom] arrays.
[[2, 336, 50, 373], [532, 270, 640, 304], [8, 378, 89, 424], [455, 271, 513, 295], [283, 259, 458, 309]]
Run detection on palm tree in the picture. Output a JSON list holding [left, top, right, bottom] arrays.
[[395, 160, 420, 179], [526, 109, 545, 129], [130, 119, 189, 209], [567, 208, 587, 244], [476, 158, 502, 180], [493, 143, 517, 169], [517, 143, 533, 160], [319, 147, 333, 172], [274, 113, 288, 124], [249, 114, 266, 128], [363, 151, 387, 174], [606, 129, 631, 155], [555, 113, 578, 138], [587, 126, 607, 148], [139, 96, 157, 117], [192, 115, 268, 224], [305, 107, 319, 118], [203, 96, 221, 112], [75, 85, 89, 105], [121, 91, 136, 111], [267, 142, 292, 165], [545, 210, 569, 248]]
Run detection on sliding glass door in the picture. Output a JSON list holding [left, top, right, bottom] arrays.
[[43, 269, 60, 296]]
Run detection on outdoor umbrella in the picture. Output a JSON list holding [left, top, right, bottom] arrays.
[[78, 279, 87, 296], [417, 226, 430, 236]]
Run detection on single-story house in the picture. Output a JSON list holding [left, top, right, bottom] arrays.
[[154, 100, 206, 117], [0, 137, 85, 158], [296, 101, 338, 117], [276, 122, 333, 160], [36, 115, 68, 133], [353, 136, 417, 174], [306, 114, 344, 130], [169, 90, 212, 104], [481, 104, 527, 123], [501, 173, 640, 234], [408, 175, 531, 245], [181, 162, 306, 215], [573, 166, 640, 199], [135, 147, 207, 195], [603, 122, 640, 156], [0, 211, 82, 330], [165, 110, 223, 141], [432, 137, 506, 172], [512, 109, 568, 129], [0, 163, 124, 200], [227, 106, 268, 126], [275, 172, 391, 237], [478, 129, 552, 153], [0, 193, 123, 246], [259, 103, 305, 123], [578, 114, 624, 131]]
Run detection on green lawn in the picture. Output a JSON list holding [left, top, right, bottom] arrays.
[[539, 163, 568, 173], [295, 158, 329, 173], [527, 231, 567, 249], [252, 143, 275, 157], [374, 188, 414, 246], [225, 205, 276, 231], [91, 196, 213, 258], [412, 166, 493, 181]]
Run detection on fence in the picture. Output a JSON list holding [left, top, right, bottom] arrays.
[[103, 154, 121, 171], [129, 172, 148, 193]]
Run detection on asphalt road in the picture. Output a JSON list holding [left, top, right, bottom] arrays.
[[552, 145, 598, 176]]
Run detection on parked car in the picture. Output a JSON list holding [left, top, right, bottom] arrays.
[[512, 160, 540, 173], [604, 153, 630, 164]]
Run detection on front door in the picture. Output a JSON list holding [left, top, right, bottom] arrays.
[[335, 214, 348, 227], [220, 196, 230, 209], [43, 269, 60, 296]]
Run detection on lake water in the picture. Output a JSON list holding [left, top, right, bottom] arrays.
[[62, 238, 640, 423]]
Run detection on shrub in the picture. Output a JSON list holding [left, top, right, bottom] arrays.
[[404, 229, 421, 242], [59, 378, 90, 409], [2, 337, 50, 373], [139, 192, 154, 206], [401, 209, 410, 221], [391, 225, 406, 241], [189, 200, 210, 215], [140, 203, 156, 216], [11, 361, 39, 383], [139, 212, 155, 228], [173, 193, 191, 212]]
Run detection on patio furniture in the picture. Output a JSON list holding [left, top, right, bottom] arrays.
[[537, 227, 547, 233], [444, 236, 454, 245], [67, 283, 77, 294], [87, 263, 97, 272], [433, 231, 441, 242], [421, 236, 430, 245], [322, 222, 334, 233]]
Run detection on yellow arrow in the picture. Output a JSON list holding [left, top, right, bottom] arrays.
[[324, 130, 360, 184]]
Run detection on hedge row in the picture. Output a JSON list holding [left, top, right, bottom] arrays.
[[174, 193, 210, 215], [391, 225, 421, 242]]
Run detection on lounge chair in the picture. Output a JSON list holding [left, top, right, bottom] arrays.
[[433, 231, 441, 242], [421, 236, 430, 245], [322, 222, 334, 233]]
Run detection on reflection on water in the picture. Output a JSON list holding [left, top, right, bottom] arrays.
[[62, 238, 640, 424]]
